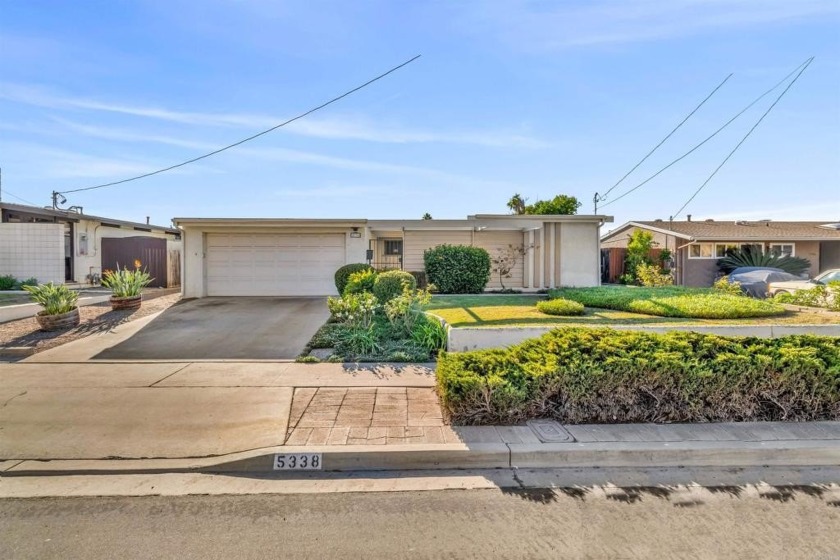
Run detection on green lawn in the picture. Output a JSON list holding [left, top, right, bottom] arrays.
[[424, 294, 840, 327]]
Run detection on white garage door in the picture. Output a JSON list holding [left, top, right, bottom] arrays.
[[206, 233, 346, 296]]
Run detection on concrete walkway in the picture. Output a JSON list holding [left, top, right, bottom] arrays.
[[0, 360, 435, 461]]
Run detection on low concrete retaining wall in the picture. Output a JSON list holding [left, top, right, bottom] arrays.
[[448, 324, 840, 352]]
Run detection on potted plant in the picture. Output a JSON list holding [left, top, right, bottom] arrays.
[[101, 260, 153, 311], [23, 283, 81, 331]]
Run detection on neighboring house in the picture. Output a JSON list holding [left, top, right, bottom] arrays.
[[601, 218, 840, 287], [173, 214, 613, 297], [0, 202, 182, 287]]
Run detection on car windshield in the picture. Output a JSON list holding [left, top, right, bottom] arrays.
[[815, 270, 840, 284]]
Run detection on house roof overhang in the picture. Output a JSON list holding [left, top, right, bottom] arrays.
[[1, 202, 179, 233], [173, 214, 614, 232]]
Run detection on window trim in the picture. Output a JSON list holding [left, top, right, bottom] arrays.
[[768, 243, 795, 257], [688, 243, 715, 259]]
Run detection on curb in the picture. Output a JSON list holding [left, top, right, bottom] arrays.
[[4, 440, 839, 477]]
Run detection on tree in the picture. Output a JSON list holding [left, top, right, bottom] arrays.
[[524, 195, 581, 215], [491, 244, 527, 290], [623, 230, 654, 284], [422, 213, 433, 220], [506, 194, 527, 215], [506, 193, 580, 215]]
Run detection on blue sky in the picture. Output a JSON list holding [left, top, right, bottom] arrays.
[[1, 0, 838, 230]]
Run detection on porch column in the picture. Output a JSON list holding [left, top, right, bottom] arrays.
[[538, 226, 545, 289], [549, 223, 556, 288], [526, 230, 535, 288]]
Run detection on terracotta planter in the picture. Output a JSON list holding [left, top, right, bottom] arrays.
[[36, 308, 80, 331], [110, 295, 142, 311]]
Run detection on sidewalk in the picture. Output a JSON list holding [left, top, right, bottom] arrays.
[[2, 358, 839, 476]]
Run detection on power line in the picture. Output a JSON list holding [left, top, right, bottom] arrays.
[[1, 188, 39, 206], [59, 55, 422, 195], [671, 57, 814, 220], [600, 57, 812, 210], [598, 73, 733, 203]]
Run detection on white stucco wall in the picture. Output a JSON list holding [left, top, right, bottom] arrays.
[[0, 223, 64, 284], [557, 222, 600, 286], [181, 228, 205, 298]]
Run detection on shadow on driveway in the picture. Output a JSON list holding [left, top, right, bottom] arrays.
[[95, 297, 329, 360]]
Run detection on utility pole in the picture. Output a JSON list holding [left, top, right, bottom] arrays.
[[593, 192, 600, 214]]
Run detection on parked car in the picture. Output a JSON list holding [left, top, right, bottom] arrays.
[[767, 269, 840, 296], [727, 267, 802, 298]]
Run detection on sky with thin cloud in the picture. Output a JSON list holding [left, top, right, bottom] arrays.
[[0, 0, 838, 229]]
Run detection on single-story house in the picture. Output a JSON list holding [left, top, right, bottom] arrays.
[[1, 202, 182, 287], [601, 217, 840, 287], [173, 214, 613, 298]]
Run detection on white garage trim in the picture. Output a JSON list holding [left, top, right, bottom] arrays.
[[205, 233, 346, 296]]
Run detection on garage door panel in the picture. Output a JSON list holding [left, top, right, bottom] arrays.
[[206, 233, 345, 296]]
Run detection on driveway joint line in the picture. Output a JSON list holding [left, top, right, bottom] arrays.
[[149, 364, 192, 387]]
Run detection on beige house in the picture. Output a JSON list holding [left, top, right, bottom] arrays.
[[601, 218, 840, 287], [174, 214, 613, 298]]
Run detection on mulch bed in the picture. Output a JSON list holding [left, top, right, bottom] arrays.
[[0, 292, 181, 354]]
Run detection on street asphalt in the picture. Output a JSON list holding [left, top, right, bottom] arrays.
[[2, 488, 839, 559]]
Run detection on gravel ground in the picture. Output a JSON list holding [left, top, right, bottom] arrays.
[[0, 292, 181, 353]]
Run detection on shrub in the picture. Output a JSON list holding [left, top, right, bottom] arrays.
[[436, 328, 840, 425], [717, 246, 810, 275], [334, 263, 373, 295], [774, 281, 840, 311], [713, 276, 744, 296], [337, 324, 382, 356], [536, 298, 585, 316], [343, 269, 378, 295], [23, 283, 79, 315], [0, 275, 17, 291], [384, 285, 430, 334], [635, 263, 673, 287], [424, 244, 491, 294], [17, 277, 38, 288], [373, 270, 416, 303], [550, 286, 784, 319], [411, 315, 448, 353], [101, 264, 153, 297], [327, 292, 379, 328]]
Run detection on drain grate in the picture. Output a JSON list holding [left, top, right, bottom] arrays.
[[526, 419, 575, 443]]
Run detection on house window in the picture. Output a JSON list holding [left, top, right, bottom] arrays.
[[715, 243, 739, 258], [383, 239, 403, 256], [769, 243, 795, 257], [740, 243, 763, 255], [689, 243, 714, 258]]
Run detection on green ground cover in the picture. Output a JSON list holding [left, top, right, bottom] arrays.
[[437, 328, 840, 425], [551, 286, 785, 319], [424, 293, 838, 326]]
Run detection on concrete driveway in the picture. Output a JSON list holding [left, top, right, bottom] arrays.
[[94, 297, 329, 360]]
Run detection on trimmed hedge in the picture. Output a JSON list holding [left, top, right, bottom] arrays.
[[424, 244, 490, 294], [373, 270, 416, 303], [536, 298, 585, 316], [437, 328, 840, 425], [550, 286, 785, 319], [335, 263, 373, 295]]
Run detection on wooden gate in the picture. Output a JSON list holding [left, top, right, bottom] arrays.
[[101, 237, 168, 288]]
